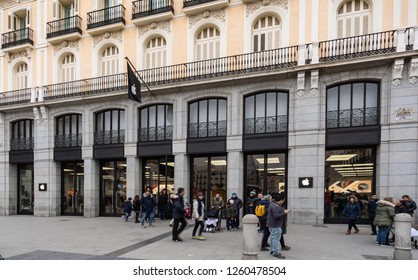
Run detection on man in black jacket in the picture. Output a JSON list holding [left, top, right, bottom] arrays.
[[367, 194, 378, 235], [402, 195, 417, 217], [172, 188, 187, 242]]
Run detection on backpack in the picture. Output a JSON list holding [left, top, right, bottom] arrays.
[[255, 204, 265, 217]]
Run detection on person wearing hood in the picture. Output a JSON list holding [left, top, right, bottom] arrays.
[[367, 194, 379, 235], [373, 197, 395, 246], [343, 195, 361, 235], [230, 193, 243, 229], [402, 195, 417, 217]]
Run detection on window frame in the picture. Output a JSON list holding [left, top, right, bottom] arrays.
[[188, 98, 227, 139]]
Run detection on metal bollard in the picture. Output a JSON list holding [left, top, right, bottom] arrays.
[[393, 213, 412, 260], [242, 214, 259, 260]]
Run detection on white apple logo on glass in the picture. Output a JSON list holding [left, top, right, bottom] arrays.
[[302, 178, 310, 186]]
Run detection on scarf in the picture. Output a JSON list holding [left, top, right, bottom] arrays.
[[198, 200, 202, 216]]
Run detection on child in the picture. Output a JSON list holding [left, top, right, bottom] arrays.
[[123, 197, 133, 222], [225, 199, 236, 231]]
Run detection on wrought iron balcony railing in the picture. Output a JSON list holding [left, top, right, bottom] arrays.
[[87, 5, 126, 29], [47, 15, 82, 39], [326, 107, 379, 128], [55, 133, 83, 148], [138, 125, 173, 142], [188, 120, 227, 138], [318, 30, 396, 62], [1, 28, 34, 49], [244, 116, 288, 135], [132, 0, 174, 18], [94, 129, 125, 145], [10, 137, 34, 151], [0, 88, 31, 106], [183, 0, 220, 8]]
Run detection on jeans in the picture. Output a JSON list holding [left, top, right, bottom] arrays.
[[172, 217, 187, 240], [261, 225, 270, 248], [125, 212, 131, 221], [269, 227, 282, 256], [226, 218, 235, 230], [141, 212, 152, 226], [192, 220, 204, 236], [377, 226, 391, 245]]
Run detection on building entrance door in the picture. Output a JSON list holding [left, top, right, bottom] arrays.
[[100, 160, 127, 216], [17, 164, 34, 215], [61, 162, 84, 215]]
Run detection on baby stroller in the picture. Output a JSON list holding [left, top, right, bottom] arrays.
[[204, 208, 220, 233]]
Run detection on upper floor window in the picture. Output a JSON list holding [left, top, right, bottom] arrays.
[[188, 98, 227, 138], [196, 26, 220, 60], [337, 0, 371, 38], [8, 9, 30, 31], [55, 114, 82, 147], [327, 82, 379, 128], [101, 45, 119, 75], [244, 91, 288, 135], [15, 63, 28, 90], [145, 37, 167, 69], [11, 119, 34, 151], [139, 104, 173, 142], [95, 109, 125, 144], [53, 0, 78, 19], [60, 54, 76, 82], [252, 15, 281, 52]]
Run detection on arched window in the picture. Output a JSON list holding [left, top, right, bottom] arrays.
[[337, 0, 371, 38], [145, 37, 167, 69], [95, 109, 125, 144], [60, 54, 76, 82], [252, 15, 281, 52], [244, 91, 288, 134], [101, 45, 119, 75], [188, 98, 227, 138], [15, 63, 28, 90], [196, 26, 220, 60], [55, 114, 82, 147], [11, 119, 34, 150], [326, 81, 379, 128], [139, 104, 173, 142]]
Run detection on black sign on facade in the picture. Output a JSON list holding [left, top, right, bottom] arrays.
[[299, 177, 313, 188], [38, 183, 47, 191]]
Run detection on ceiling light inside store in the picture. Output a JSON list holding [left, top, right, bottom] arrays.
[[160, 162, 175, 167], [63, 169, 74, 172], [256, 158, 280, 164], [102, 167, 114, 170], [326, 154, 357, 161], [210, 160, 227, 166]]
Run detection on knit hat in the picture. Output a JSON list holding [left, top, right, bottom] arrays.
[[250, 190, 256, 195], [231, 193, 237, 197]]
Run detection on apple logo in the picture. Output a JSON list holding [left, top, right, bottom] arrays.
[[302, 178, 310, 186]]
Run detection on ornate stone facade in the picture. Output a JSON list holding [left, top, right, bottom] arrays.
[[246, 0, 288, 18], [138, 21, 171, 38], [93, 31, 123, 47], [189, 10, 226, 28], [53, 40, 80, 53]]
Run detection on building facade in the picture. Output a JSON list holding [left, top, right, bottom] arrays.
[[0, 0, 417, 224]]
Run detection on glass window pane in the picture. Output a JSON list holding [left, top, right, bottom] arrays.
[[365, 83, 377, 108], [58, 117, 64, 135], [339, 84, 351, 110], [157, 105, 165, 126], [189, 102, 197, 124], [255, 94, 265, 118], [267, 153, 286, 194], [149, 106, 156, 128], [119, 110, 125, 130], [199, 100, 207, 123], [97, 113, 103, 131], [245, 96, 254, 119], [104, 111, 111, 130], [64, 115, 70, 134], [277, 92, 287, 115], [166, 105, 173, 125], [112, 110, 119, 130], [141, 108, 148, 128], [266, 92, 276, 117], [327, 87, 338, 111], [352, 83, 364, 109], [218, 99, 227, 121], [208, 99, 217, 122]]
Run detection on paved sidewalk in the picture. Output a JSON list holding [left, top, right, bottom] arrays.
[[0, 216, 417, 260]]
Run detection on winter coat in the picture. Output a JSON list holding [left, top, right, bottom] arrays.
[[157, 194, 168, 210], [172, 195, 186, 219], [373, 200, 395, 227], [140, 195, 156, 214], [212, 197, 225, 210], [231, 196, 243, 211], [225, 204, 236, 219], [133, 199, 141, 212], [267, 201, 286, 229], [192, 199, 205, 221], [343, 197, 361, 220], [367, 199, 378, 216], [123, 200, 133, 213], [257, 198, 270, 221], [405, 200, 417, 216]]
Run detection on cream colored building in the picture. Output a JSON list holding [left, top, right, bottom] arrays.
[[0, 0, 417, 225]]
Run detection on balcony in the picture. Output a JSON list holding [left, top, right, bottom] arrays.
[[0, 27, 416, 108], [244, 116, 288, 135], [46, 16, 82, 45], [0, 88, 32, 107], [94, 129, 125, 145], [183, 0, 229, 16], [1, 28, 34, 52], [188, 120, 227, 138], [138, 125, 173, 142], [55, 133, 83, 148], [132, 0, 174, 27], [87, 5, 126, 36], [10, 137, 34, 151], [326, 108, 379, 129]]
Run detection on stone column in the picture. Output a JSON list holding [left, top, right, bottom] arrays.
[[242, 214, 259, 260], [126, 155, 140, 198], [393, 213, 413, 260], [83, 149, 100, 217], [174, 152, 189, 197]]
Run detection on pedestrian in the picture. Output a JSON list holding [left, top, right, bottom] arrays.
[[191, 191, 206, 240], [133, 195, 141, 223], [367, 194, 379, 235], [402, 195, 417, 217], [395, 199, 408, 214], [267, 193, 290, 259], [123, 197, 133, 222], [230, 192, 243, 229], [172, 188, 187, 242], [225, 199, 236, 231], [211, 193, 225, 210], [246, 190, 258, 215], [373, 197, 395, 246], [260, 194, 271, 251], [158, 189, 168, 220], [343, 195, 361, 235], [140, 190, 156, 228], [280, 213, 291, 251]]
